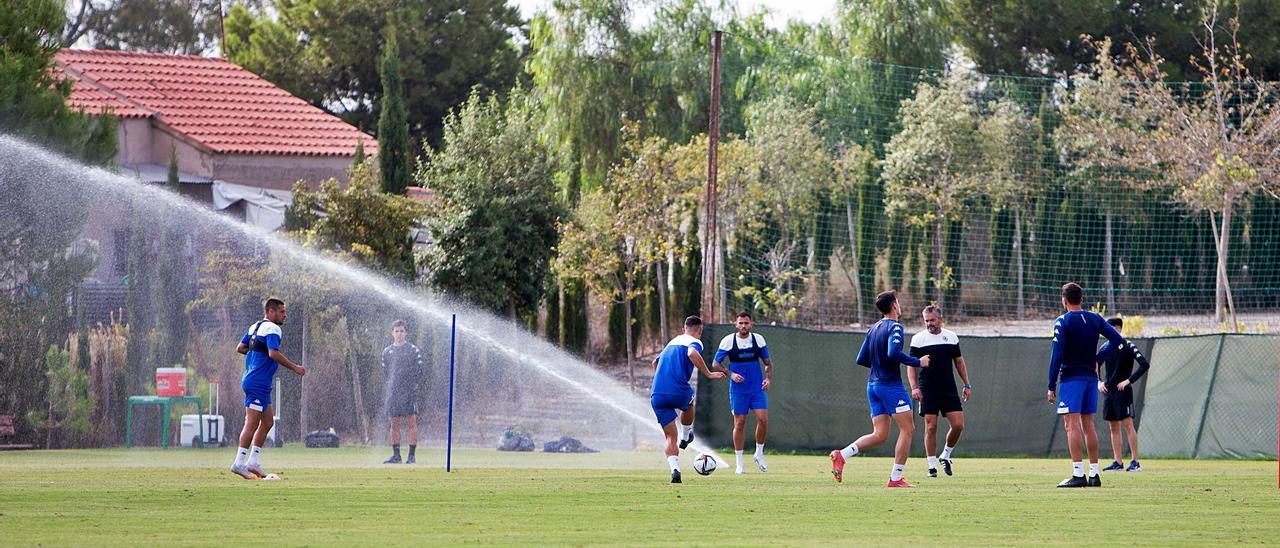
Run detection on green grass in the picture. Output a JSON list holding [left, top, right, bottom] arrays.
[[1, 447, 1277, 545]]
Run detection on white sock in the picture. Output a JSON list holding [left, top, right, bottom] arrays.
[[890, 463, 905, 481], [927, 455, 939, 469], [941, 445, 954, 460], [754, 444, 764, 457], [839, 443, 859, 459], [680, 424, 692, 439], [735, 451, 744, 469], [248, 445, 262, 467], [1072, 462, 1084, 477], [667, 455, 679, 472], [233, 447, 248, 467], [1089, 462, 1100, 476]]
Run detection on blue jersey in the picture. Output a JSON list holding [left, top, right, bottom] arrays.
[[239, 320, 282, 392], [1048, 310, 1126, 390], [855, 318, 921, 384], [651, 334, 704, 397], [714, 333, 770, 394]]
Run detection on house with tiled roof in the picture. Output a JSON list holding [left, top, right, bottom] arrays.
[[55, 49, 377, 315], [56, 49, 376, 207]]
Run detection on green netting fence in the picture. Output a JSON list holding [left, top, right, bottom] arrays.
[[694, 324, 1279, 458], [709, 52, 1280, 326]]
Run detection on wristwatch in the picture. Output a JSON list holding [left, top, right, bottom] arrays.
[[963, 383, 972, 389]]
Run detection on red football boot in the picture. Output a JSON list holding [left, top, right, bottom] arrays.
[[886, 478, 914, 488], [829, 451, 845, 483]]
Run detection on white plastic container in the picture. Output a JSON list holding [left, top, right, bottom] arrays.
[[179, 414, 225, 447]]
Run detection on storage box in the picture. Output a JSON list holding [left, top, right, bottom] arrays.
[[155, 368, 187, 397], [179, 414, 225, 447]]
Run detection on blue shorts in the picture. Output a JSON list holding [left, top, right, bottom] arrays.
[[867, 382, 913, 417], [244, 386, 272, 411], [651, 392, 694, 427], [730, 390, 768, 415], [1056, 379, 1098, 415]]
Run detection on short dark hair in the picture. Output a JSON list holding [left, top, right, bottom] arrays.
[[264, 298, 285, 313], [922, 305, 942, 317], [736, 312, 753, 321], [684, 315, 703, 328], [1107, 317, 1123, 328], [875, 291, 897, 315], [1061, 283, 1083, 305], [391, 319, 408, 330]]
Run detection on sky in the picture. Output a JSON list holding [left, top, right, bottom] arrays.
[[512, 0, 840, 27]]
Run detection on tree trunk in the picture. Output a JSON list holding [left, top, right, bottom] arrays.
[[347, 333, 370, 444], [845, 199, 865, 326], [103, 336, 113, 444], [655, 260, 670, 342], [1210, 206, 1239, 327], [508, 297, 517, 322], [1014, 207, 1026, 317], [300, 309, 308, 441], [1104, 209, 1115, 311], [933, 209, 945, 311], [557, 282, 566, 348], [624, 275, 635, 393]]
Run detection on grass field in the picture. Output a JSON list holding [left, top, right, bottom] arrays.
[[1, 447, 1277, 546]]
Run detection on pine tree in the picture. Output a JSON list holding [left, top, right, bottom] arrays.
[[377, 23, 410, 195]]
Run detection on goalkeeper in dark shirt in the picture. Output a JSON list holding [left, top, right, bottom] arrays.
[[1095, 317, 1151, 473]]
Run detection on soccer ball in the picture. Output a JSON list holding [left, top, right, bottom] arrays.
[[263, 473, 281, 481], [693, 453, 717, 476]]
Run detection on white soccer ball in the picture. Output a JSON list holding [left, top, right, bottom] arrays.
[[263, 473, 281, 481], [693, 453, 717, 476]]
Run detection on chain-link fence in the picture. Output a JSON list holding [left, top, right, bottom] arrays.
[[695, 324, 1278, 458]]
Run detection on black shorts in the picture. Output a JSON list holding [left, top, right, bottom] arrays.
[[1103, 388, 1134, 421], [386, 395, 418, 418], [918, 388, 963, 416]]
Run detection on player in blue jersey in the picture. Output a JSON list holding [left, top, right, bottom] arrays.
[[829, 291, 931, 488], [230, 298, 306, 479], [650, 315, 724, 483], [713, 312, 773, 474], [1047, 283, 1127, 488]]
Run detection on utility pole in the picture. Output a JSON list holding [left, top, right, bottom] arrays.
[[702, 29, 723, 324]]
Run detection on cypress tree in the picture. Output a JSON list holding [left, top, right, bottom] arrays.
[[378, 23, 410, 195]]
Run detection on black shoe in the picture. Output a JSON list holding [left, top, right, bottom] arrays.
[[671, 469, 682, 484], [678, 430, 693, 450], [1057, 476, 1088, 488], [1102, 460, 1124, 472], [384, 455, 402, 464], [405, 455, 415, 464], [928, 468, 938, 478], [1087, 474, 1101, 487], [940, 458, 953, 476]]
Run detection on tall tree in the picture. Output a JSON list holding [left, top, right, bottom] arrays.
[[980, 95, 1040, 316], [881, 69, 986, 312], [950, 0, 1280, 79], [1055, 40, 1151, 312], [377, 23, 410, 195], [0, 0, 117, 445], [1092, 5, 1280, 325], [66, 0, 233, 55], [558, 127, 695, 388], [152, 146, 191, 369], [226, 0, 522, 148], [418, 89, 564, 319]]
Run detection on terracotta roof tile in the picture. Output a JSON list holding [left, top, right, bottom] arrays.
[[55, 49, 377, 157]]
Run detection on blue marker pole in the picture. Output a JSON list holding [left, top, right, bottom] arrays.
[[446, 313, 456, 472]]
